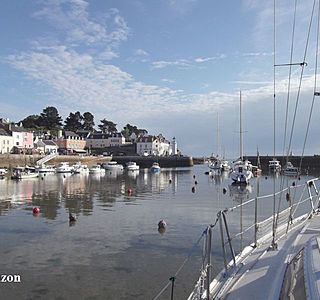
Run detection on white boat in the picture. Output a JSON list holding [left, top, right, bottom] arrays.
[[150, 162, 161, 173], [11, 166, 39, 180], [208, 158, 222, 173], [89, 165, 105, 174], [269, 158, 281, 172], [56, 162, 73, 173], [230, 91, 253, 184], [283, 161, 299, 176], [36, 164, 56, 173], [221, 160, 231, 172], [126, 161, 140, 171], [103, 161, 124, 171], [72, 162, 89, 174], [0, 168, 8, 178]]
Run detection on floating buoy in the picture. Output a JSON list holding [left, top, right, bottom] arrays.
[[169, 179, 172, 184], [158, 219, 167, 229], [127, 188, 133, 194], [63, 175, 66, 178], [41, 177, 44, 180], [265, 176, 268, 180], [192, 186, 195, 193], [223, 188, 227, 194], [204, 171, 209, 175], [286, 193, 290, 201], [195, 181, 198, 185], [69, 213, 76, 222], [309, 181, 313, 187], [298, 176, 301, 181], [32, 207, 40, 214], [193, 175, 196, 179], [292, 182, 296, 187]]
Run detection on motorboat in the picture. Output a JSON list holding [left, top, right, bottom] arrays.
[[0, 168, 8, 179], [126, 161, 140, 171], [89, 165, 105, 174], [269, 158, 281, 172], [103, 161, 124, 171], [36, 164, 56, 173], [283, 161, 299, 176], [221, 160, 231, 172], [72, 162, 89, 174], [150, 162, 161, 173], [11, 166, 39, 180], [56, 162, 73, 173]]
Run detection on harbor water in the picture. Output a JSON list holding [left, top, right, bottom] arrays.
[[0, 165, 313, 299]]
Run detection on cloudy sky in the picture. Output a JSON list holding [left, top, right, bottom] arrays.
[[0, 0, 320, 157]]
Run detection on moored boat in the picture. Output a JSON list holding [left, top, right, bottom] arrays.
[[103, 161, 124, 171], [89, 164, 105, 174], [126, 161, 139, 171], [150, 162, 161, 173], [56, 162, 73, 173]]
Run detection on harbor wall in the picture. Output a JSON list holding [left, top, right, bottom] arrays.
[[0, 154, 193, 169], [246, 155, 320, 172]]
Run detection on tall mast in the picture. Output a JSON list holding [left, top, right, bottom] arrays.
[[216, 109, 220, 157], [240, 90, 243, 160]]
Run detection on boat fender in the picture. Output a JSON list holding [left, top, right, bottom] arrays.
[[191, 186, 195, 193]]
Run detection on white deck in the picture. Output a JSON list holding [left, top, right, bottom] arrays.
[[215, 212, 320, 299]]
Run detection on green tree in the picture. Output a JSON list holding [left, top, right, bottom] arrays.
[[98, 119, 117, 133], [39, 106, 63, 130], [19, 115, 41, 129], [64, 111, 83, 132], [83, 112, 95, 131]]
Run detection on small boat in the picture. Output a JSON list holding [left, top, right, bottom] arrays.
[[0, 168, 8, 179], [208, 158, 222, 173], [56, 162, 73, 173], [251, 165, 262, 176], [126, 161, 140, 171], [36, 164, 56, 173], [231, 159, 253, 184], [269, 158, 281, 172], [150, 162, 161, 173], [221, 160, 231, 172], [72, 162, 89, 174], [103, 161, 124, 171], [11, 166, 39, 180], [89, 165, 105, 174], [283, 161, 299, 176]]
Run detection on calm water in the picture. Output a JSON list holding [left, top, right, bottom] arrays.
[[0, 165, 313, 299]]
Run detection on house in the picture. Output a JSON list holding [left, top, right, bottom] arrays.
[[129, 129, 148, 143], [86, 132, 125, 149], [36, 140, 58, 155], [0, 128, 13, 154], [55, 130, 86, 154], [0, 121, 34, 154], [136, 134, 170, 156]]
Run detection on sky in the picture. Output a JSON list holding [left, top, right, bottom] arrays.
[[0, 0, 320, 157]]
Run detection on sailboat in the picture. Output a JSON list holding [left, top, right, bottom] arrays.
[[230, 91, 253, 184]]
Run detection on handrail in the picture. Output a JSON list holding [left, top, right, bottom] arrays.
[[154, 178, 320, 300]]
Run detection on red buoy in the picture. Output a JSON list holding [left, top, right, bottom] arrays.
[[127, 188, 133, 194], [33, 207, 40, 214]]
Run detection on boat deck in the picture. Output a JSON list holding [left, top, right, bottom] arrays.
[[220, 212, 320, 299]]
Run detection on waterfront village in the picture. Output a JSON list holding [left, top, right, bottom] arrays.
[[0, 107, 179, 158]]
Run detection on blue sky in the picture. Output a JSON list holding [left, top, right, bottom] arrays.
[[0, 0, 319, 157]]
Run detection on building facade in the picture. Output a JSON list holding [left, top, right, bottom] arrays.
[[55, 131, 86, 154], [0, 128, 13, 154], [136, 135, 170, 156]]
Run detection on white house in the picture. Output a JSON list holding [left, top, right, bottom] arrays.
[[86, 132, 125, 149], [136, 135, 170, 156], [0, 128, 13, 154], [36, 140, 58, 154]]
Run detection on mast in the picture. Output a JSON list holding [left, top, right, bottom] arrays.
[[216, 109, 220, 157], [240, 90, 243, 161]]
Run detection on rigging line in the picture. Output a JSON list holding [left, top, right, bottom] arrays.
[[282, 0, 298, 161], [286, 0, 316, 162], [299, 0, 320, 171]]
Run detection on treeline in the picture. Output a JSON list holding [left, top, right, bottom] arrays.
[[18, 106, 147, 140]]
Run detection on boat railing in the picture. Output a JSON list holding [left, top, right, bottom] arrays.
[[153, 178, 320, 300]]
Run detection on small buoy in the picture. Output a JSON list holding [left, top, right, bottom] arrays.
[[204, 171, 209, 175], [69, 213, 76, 222], [41, 177, 44, 180], [265, 176, 268, 180], [195, 181, 198, 185], [33, 207, 40, 214], [127, 188, 133, 194], [292, 182, 296, 186], [63, 175, 66, 178], [223, 188, 227, 194], [158, 219, 167, 229], [169, 179, 172, 184], [298, 176, 301, 181], [193, 175, 196, 179], [309, 181, 313, 187], [192, 186, 195, 193]]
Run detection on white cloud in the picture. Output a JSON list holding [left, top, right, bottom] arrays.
[[161, 78, 175, 83], [135, 49, 149, 56]]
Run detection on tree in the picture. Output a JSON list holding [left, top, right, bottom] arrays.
[[64, 111, 83, 132], [121, 123, 138, 140], [39, 106, 63, 130], [83, 112, 95, 131], [19, 115, 41, 129], [98, 119, 117, 133]]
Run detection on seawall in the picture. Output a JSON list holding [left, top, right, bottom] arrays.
[[0, 154, 193, 169]]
